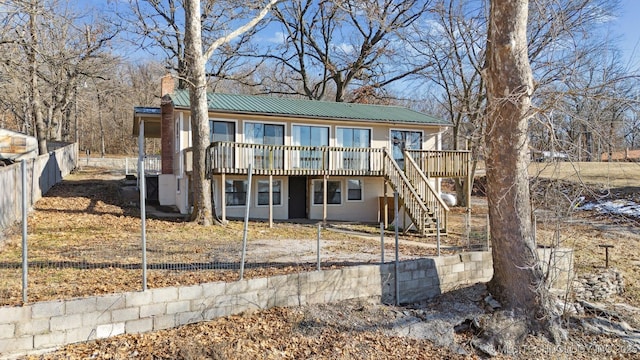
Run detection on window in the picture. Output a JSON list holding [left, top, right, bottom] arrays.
[[347, 179, 363, 201], [292, 125, 329, 169], [293, 125, 329, 146], [245, 122, 285, 169], [257, 180, 281, 206], [337, 127, 371, 170], [337, 128, 370, 148], [245, 123, 284, 145], [225, 180, 247, 206], [313, 180, 342, 205], [210, 120, 236, 167], [209, 120, 235, 142]]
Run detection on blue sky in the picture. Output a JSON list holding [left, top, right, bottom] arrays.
[[80, 0, 640, 70], [613, 0, 640, 69]]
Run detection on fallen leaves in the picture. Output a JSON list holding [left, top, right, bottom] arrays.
[[27, 302, 471, 360]]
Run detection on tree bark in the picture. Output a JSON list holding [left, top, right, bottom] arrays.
[[28, 1, 47, 155], [184, 0, 214, 226], [484, 0, 559, 342], [183, 0, 277, 225]]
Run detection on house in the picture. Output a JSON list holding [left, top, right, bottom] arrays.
[[601, 149, 640, 162], [133, 75, 471, 236]]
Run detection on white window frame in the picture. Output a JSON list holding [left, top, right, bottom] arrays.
[[335, 126, 372, 147], [389, 128, 424, 168], [242, 120, 287, 144], [346, 178, 364, 202], [209, 118, 238, 142], [225, 179, 248, 207], [291, 123, 330, 170], [389, 128, 424, 151], [175, 118, 181, 153], [291, 123, 331, 146], [256, 179, 283, 207], [336, 126, 373, 171], [311, 179, 342, 206]]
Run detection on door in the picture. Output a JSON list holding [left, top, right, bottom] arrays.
[[390, 130, 422, 169], [288, 176, 307, 219]]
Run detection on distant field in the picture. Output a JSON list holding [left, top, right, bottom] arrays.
[[529, 161, 640, 188]]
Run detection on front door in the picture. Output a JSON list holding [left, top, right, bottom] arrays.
[[288, 176, 307, 219], [390, 130, 422, 169]]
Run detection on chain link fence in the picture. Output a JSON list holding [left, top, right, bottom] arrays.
[[0, 161, 487, 307]]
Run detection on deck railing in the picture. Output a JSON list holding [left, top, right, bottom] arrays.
[[382, 148, 428, 235], [144, 155, 161, 175], [404, 151, 448, 233], [405, 149, 470, 178], [207, 141, 385, 175]]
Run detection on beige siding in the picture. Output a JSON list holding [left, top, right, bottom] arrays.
[[213, 175, 290, 220], [176, 109, 442, 151], [307, 177, 383, 222], [169, 109, 446, 223]]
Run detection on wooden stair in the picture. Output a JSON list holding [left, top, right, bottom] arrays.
[[382, 148, 449, 236]]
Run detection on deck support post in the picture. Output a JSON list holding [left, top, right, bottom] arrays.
[[221, 172, 226, 222], [269, 174, 273, 228], [383, 178, 389, 229], [322, 173, 328, 225]]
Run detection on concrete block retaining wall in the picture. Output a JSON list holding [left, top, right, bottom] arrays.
[[0, 249, 572, 358], [381, 252, 494, 304]]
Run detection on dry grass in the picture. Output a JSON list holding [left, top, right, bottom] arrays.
[[529, 160, 640, 307], [530, 161, 640, 188], [9, 164, 640, 359], [0, 168, 473, 306]]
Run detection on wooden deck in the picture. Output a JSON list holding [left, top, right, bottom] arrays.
[[196, 142, 468, 178], [205, 142, 385, 177]]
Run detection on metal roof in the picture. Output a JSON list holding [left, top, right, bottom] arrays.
[[168, 90, 450, 126]]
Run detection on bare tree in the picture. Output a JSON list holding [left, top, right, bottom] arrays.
[[27, 0, 47, 154], [408, 0, 487, 206], [184, 0, 278, 225], [37, 14, 118, 142], [257, 0, 432, 102], [0, 0, 120, 155], [121, 0, 266, 90], [478, 0, 561, 351]]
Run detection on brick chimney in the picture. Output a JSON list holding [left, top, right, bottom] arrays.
[[160, 73, 175, 97]]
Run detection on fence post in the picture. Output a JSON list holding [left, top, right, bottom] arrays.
[[21, 159, 28, 304], [380, 222, 385, 264], [465, 209, 470, 250], [436, 205, 441, 257], [138, 119, 147, 292], [317, 223, 321, 271], [240, 164, 253, 280], [486, 213, 491, 250], [394, 191, 399, 306]]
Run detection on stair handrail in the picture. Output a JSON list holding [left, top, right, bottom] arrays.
[[404, 150, 450, 212], [404, 150, 449, 232], [382, 148, 428, 233]]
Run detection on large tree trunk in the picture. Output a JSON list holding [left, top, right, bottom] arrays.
[[29, 2, 47, 155], [481, 0, 561, 350], [184, 0, 214, 226]]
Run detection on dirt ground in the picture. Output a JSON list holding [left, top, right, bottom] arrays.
[[0, 168, 468, 306], [5, 167, 640, 359]]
